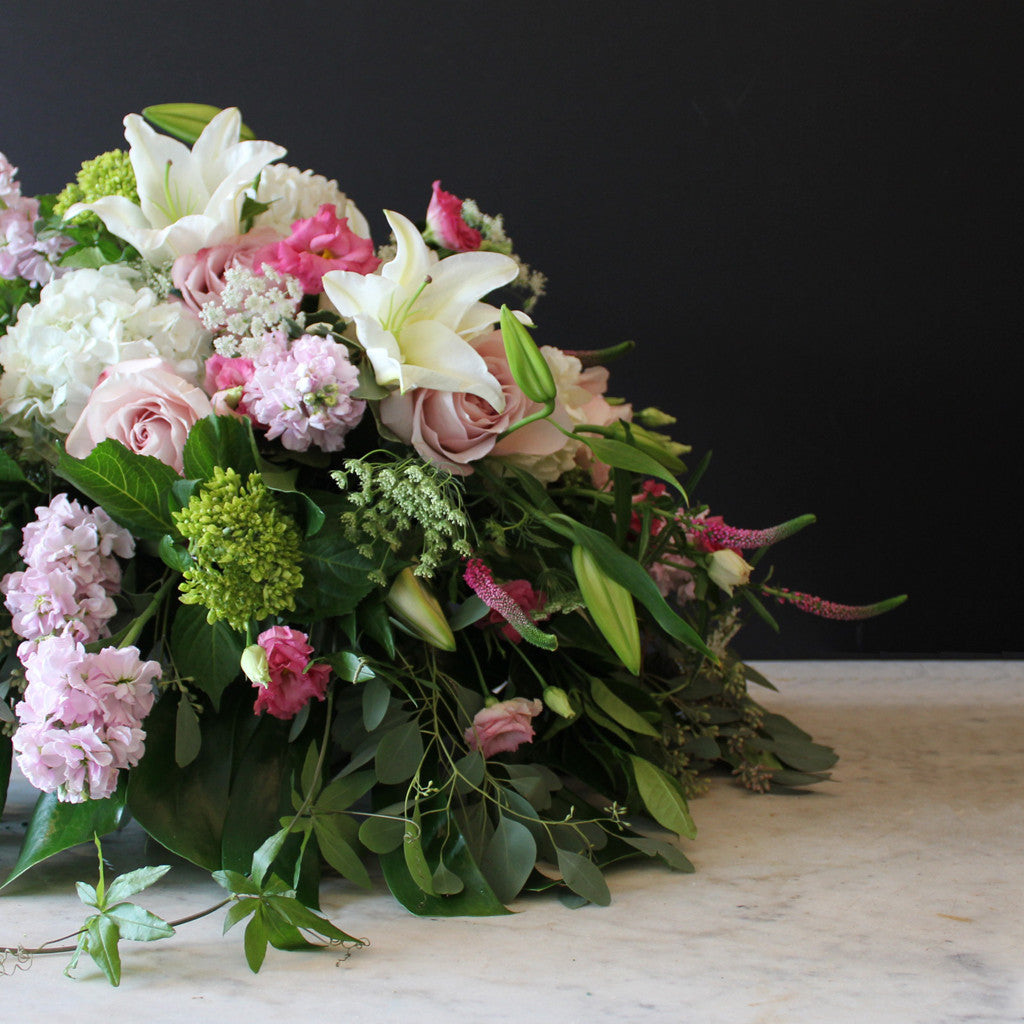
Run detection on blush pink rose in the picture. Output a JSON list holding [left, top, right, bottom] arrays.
[[171, 229, 280, 317], [464, 697, 544, 758], [425, 180, 482, 252], [256, 204, 379, 294], [252, 626, 331, 720], [379, 331, 567, 475], [65, 358, 213, 474]]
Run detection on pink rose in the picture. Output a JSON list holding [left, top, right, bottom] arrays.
[[171, 229, 280, 317], [256, 204, 379, 294], [379, 331, 567, 475], [252, 626, 331, 720], [425, 180, 482, 252], [464, 697, 544, 758], [65, 358, 213, 474]]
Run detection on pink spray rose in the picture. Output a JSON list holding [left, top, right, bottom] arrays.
[[380, 330, 567, 475], [256, 204, 379, 294], [252, 626, 331, 720], [464, 697, 544, 758], [425, 180, 482, 252], [171, 229, 280, 317], [65, 357, 213, 474], [203, 353, 255, 417]]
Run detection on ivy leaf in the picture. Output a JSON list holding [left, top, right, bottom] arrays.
[[56, 440, 180, 542]]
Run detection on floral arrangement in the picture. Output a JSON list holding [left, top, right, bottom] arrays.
[[0, 104, 903, 984]]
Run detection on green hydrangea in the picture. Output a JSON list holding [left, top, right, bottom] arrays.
[[54, 150, 138, 226], [173, 467, 304, 631]]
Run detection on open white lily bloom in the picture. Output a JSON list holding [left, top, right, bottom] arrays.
[[67, 108, 285, 266], [322, 210, 520, 411]]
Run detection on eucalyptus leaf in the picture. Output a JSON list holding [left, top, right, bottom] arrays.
[[174, 696, 202, 767], [402, 822, 436, 895], [374, 720, 424, 785], [361, 675, 391, 731], [555, 847, 610, 907], [619, 835, 695, 873], [480, 814, 537, 904], [358, 814, 407, 854]]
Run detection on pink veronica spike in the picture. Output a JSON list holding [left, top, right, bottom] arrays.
[[765, 587, 907, 621], [690, 513, 816, 550], [463, 559, 558, 651]]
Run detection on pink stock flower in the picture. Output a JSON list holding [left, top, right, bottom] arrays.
[[171, 229, 280, 317], [65, 357, 213, 474], [243, 332, 365, 452], [425, 180, 482, 252], [252, 626, 331, 720], [464, 697, 544, 758], [256, 204, 379, 294], [12, 635, 160, 802]]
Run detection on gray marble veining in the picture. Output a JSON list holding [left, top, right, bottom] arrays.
[[1, 661, 1021, 1022]]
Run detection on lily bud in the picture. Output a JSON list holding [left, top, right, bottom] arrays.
[[142, 103, 255, 145], [386, 567, 457, 651], [240, 643, 270, 687], [543, 686, 576, 719], [636, 406, 677, 428], [499, 305, 557, 405], [571, 544, 642, 676], [707, 548, 754, 596]]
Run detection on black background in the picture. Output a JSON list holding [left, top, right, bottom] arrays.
[[2, 1, 1021, 657]]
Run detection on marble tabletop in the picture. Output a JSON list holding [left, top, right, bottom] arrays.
[[1, 660, 1021, 1023]]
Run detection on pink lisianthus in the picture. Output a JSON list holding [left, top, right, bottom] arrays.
[[203, 353, 255, 417], [243, 332, 365, 452], [425, 180, 482, 252], [256, 204, 379, 294], [252, 626, 331, 720], [380, 330, 568, 476], [171, 229, 280, 317], [483, 579, 549, 644], [64, 357, 213, 474], [464, 697, 544, 758]]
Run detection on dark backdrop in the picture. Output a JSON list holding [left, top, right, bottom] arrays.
[[2, 1, 1021, 657]]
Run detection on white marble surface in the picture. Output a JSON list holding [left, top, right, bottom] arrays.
[[1, 661, 1022, 1022]]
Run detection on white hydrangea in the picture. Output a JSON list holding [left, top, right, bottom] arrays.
[[253, 164, 372, 239], [0, 264, 211, 438]]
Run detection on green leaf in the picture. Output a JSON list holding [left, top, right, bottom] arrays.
[[358, 814, 407, 854], [142, 103, 256, 144], [402, 821, 436, 895], [175, 695, 202, 767], [480, 814, 537, 904], [430, 858, 465, 895], [104, 864, 171, 905], [182, 415, 258, 482], [360, 675, 390, 731], [56, 440, 180, 542], [76, 880, 99, 907], [0, 448, 27, 483], [265, 895, 363, 945], [2, 779, 128, 888], [251, 827, 290, 888], [243, 911, 269, 973], [548, 514, 714, 660], [589, 677, 661, 737], [629, 756, 697, 840], [222, 897, 257, 933], [158, 534, 193, 572], [448, 595, 489, 631], [105, 903, 175, 942], [619, 835, 695, 873], [325, 650, 376, 685], [212, 869, 260, 898], [295, 531, 377, 620], [169, 603, 244, 710], [574, 433, 685, 497], [314, 771, 375, 815], [374, 720, 424, 785], [555, 847, 611, 907], [757, 736, 838, 773], [89, 914, 122, 986], [313, 818, 372, 889]]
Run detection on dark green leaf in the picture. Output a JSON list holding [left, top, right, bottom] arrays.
[[480, 814, 537, 903], [295, 531, 377, 620], [740, 587, 781, 632], [555, 847, 610, 907], [758, 736, 838, 773], [251, 827, 290, 888], [169, 603, 244, 710], [315, 771, 375, 815], [448, 595, 489, 631], [2, 779, 128, 888], [574, 434, 684, 497], [619, 835, 695, 873], [630, 755, 697, 839], [174, 696, 202, 767], [182, 415, 257, 482], [212, 869, 260, 897], [402, 821, 436, 895], [325, 651, 375, 685], [265, 895, 363, 945], [374, 720, 424, 785], [157, 534, 193, 572], [222, 897, 257, 933], [0, 448, 27, 483], [243, 912, 269, 973], [56, 440, 180, 542]]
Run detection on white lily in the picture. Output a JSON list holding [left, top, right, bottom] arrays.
[[322, 210, 520, 410], [67, 107, 285, 266]]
